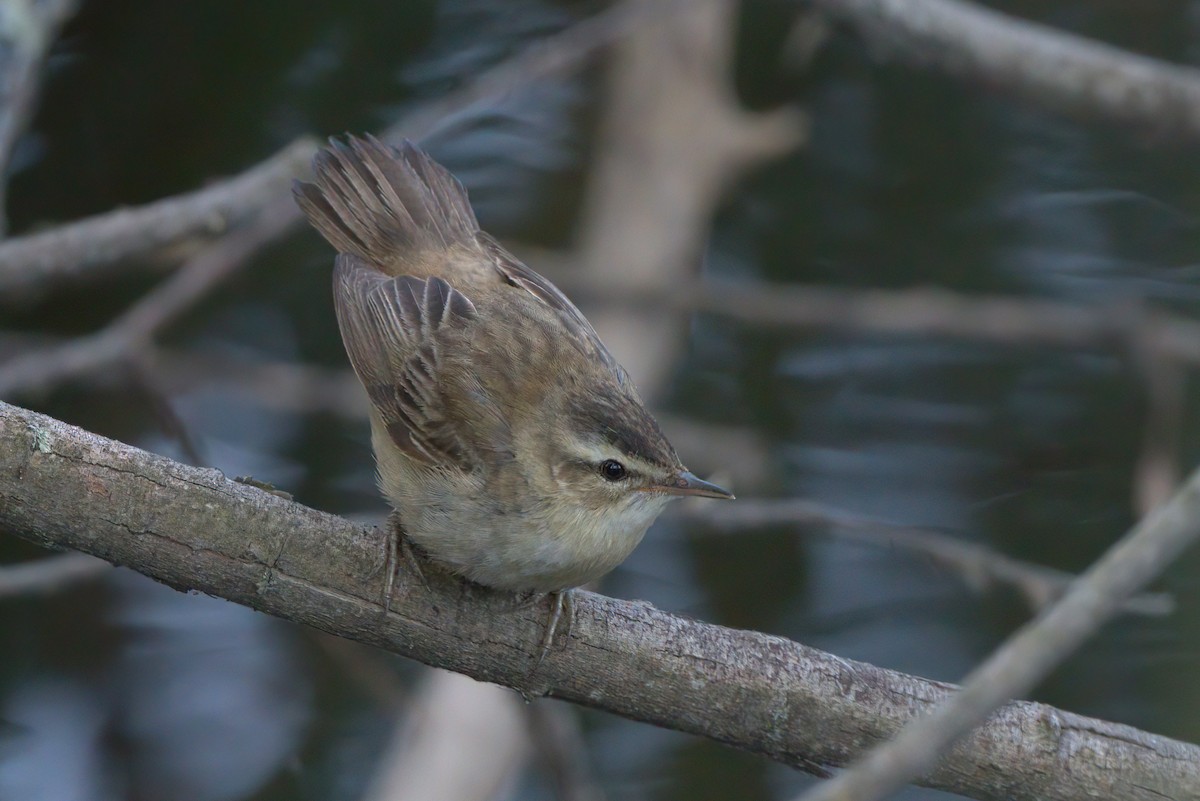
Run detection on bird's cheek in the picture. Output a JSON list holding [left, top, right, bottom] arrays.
[[627, 488, 666, 512]]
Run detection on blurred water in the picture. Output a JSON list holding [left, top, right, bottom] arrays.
[[3, 1, 1200, 800], [0, 679, 115, 801], [105, 574, 312, 801]]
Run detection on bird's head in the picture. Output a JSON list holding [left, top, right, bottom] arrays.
[[541, 388, 733, 519]]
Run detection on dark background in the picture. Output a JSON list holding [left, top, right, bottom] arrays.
[[2, 1, 1200, 799]]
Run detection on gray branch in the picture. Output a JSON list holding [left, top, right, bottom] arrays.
[[0, 195, 298, 397], [0, 0, 688, 300], [544, 276, 1200, 367], [0, 0, 78, 234], [688, 499, 1174, 617], [6, 0, 1200, 300], [797, 467, 1200, 801], [810, 0, 1200, 139], [0, 138, 314, 298], [0, 550, 108, 598], [1, 400, 1197, 801]]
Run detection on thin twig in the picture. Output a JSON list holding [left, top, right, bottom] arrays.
[[381, 0, 693, 146], [129, 354, 207, 466], [684, 499, 1174, 617], [697, 280, 1200, 392], [795, 464, 1200, 801], [0, 196, 298, 398], [0, 551, 110, 599]]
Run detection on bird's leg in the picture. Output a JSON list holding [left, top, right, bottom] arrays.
[[382, 511, 429, 614], [531, 589, 575, 671]]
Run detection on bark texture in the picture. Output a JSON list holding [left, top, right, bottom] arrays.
[[1, 401, 1197, 801]]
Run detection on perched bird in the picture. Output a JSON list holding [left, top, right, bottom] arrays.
[[293, 135, 732, 655]]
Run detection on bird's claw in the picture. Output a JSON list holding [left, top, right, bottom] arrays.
[[381, 513, 430, 614], [530, 589, 574, 673]]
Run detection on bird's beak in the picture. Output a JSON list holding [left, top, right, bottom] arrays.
[[656, 470, 735, 500]]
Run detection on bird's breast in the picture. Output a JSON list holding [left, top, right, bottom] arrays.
[[396, 480, 663, 593]]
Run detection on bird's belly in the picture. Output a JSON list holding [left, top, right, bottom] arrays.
[[402, 496, 656, 593]]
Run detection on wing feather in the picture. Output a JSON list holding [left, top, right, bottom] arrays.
[[333, 254, 479, 470], [476, 231, 626, 380]]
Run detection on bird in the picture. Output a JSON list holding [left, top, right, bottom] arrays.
[[293, 134, 733, 660]]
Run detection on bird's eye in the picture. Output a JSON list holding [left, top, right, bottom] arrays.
[[599, 459, 627, 481]]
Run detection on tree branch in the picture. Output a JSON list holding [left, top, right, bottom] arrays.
[[796, 454, 1200, 801], [809, 0, 1200, 140], [1, 400, 1197, 801], [0, 551, 109, 599], [550, 277, 1200, 368], [0, 0, 689, 301], [0, 0, 78, 234], [0, 138, 314, 298], [686, 499, 1174, 617], [0, 195, 298, 397], [6, 0, 1200, 301]]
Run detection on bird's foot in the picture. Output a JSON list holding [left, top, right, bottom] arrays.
[[530, 589, 574, 673], [381, 512, 430, 614]]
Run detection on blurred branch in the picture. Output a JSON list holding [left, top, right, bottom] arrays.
[[0, 0, 78, 234], [809, 0, 1200, 140], [0, 0, 690, 301], [0, 196, 297, 398], [1131, 339, 1184, 516], [4, 0, 1198, 300], [2, 400, 1198, 801], [0, 138, 314, 298], [146, 348, 367, 418], [697, 281, 1153, 348], [386, 0, 691, 146], [309, 632, 407, 710], [363, 670, 532, 801], [0, 551, 109, 599], [574, 0, 804, 392], [526, 702, 605, 801], [795, 463, 1200, 801], [654, 412, 773, 490], [684, 499, 1174, 617], [548, 276, 1200, 367]]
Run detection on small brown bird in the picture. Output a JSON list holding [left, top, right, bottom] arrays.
[[294, 135, 732, 651]]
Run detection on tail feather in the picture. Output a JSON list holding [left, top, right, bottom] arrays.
[[293, 134, 480, 271]]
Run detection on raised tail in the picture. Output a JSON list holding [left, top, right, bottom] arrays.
[[293, 134, 479, 272]]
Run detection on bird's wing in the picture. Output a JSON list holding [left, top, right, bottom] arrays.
[[333, 253, 480, 470], [476, 231, 626, 379]]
